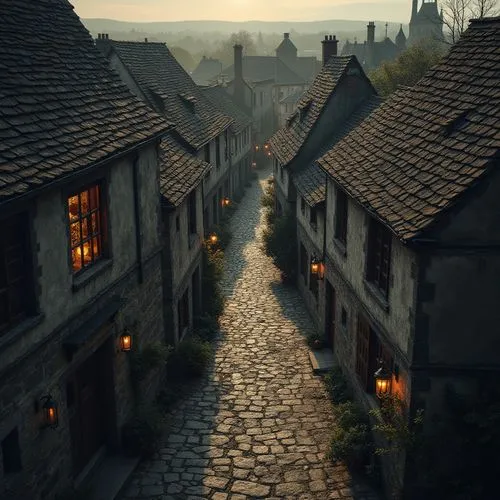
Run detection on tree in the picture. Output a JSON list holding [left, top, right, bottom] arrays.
[[211, 31, 257, 67], [170, 46, 196, 72], [369, 40, 445, 97], [442, 0, 499, 43]]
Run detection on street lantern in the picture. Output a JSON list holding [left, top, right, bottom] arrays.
[[120, 329, 132, 352], [374, 361, 392, 398], [209, 233, 218, 245], [255, 144, 259, 151], [221, 197, 230, 207], [310, 256, 325, 279], [41, 395, 59, 429]]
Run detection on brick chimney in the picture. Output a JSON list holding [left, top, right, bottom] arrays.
[[284, 33, 290, 39], [233, 44, 246, 111], [321, 35, 338, 65], [367, 22, 375, 45], [95, 33, 111, 56]]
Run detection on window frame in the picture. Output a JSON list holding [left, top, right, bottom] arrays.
[[366, 217, 392, 299], [67, 182, 107, 275]]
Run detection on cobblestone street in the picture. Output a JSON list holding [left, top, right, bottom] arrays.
[[122, 168, 379, 499]]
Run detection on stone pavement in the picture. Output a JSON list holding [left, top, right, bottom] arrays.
[[120, 168, 380, 499]]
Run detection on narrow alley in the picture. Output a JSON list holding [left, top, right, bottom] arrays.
[[121, 169, 379, 500]]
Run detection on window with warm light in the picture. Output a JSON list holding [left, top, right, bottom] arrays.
[[67, 184, 105, 273]]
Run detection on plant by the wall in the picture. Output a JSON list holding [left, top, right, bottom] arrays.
[[201, 244, 225, 320], [166, 336, 213, 380], [323, 366, 352, 404], [130, 342, 171, 383]]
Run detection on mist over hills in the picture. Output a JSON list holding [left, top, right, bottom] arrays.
[[82, 18, 406, 36]]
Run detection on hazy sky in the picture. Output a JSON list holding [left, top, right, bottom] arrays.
[[71, 0, 410, 23]]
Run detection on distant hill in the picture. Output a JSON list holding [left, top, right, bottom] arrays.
[[82, 18, 406, 36]]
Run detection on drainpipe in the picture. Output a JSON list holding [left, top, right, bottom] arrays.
[[132, 155, 143, 284]]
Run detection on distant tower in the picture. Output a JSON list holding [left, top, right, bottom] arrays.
[[276, 33, 298, 67], [396, 24, 407, 51], [411, 0, 418, 21]]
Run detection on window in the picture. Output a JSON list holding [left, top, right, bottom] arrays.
[[335, 188, 348, 245], [310, 206, 317, 230], [204, 143, 210, 163], [0, 214, 34, 335], [300, 197, 305, 215], [188, 191, 197, 235], [356, 315, 393, 393], [68, 184, 105, 273], [2, 428, 22, 474], [300, 243, 308, 283], [366, 218, 392, 298], [215, 136, 221, 167], [177, 288, 189, 337]]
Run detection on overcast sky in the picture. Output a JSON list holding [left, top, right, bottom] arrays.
[[71, 0, 410, 23]]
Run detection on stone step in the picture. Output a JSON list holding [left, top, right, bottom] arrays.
[[308, 348, 335, 374]]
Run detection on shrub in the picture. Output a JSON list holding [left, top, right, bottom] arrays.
[[194, 313, 219, 341], [262, 213, 297, 282], [121, 405, 166, 457], [324, 367, 352, 403], [167, 337, 213, 380], [201, 245, 225, 320], [329, 423, 372, 470], [130, 342, 171, 383], [333, 401, 369, 429], [157, 383, 187, 412]]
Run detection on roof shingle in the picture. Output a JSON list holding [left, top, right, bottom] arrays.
[[0, 0, 170, 202], [108, 40, 233, 150], [318, 18, 500, 242], [269, 56, 356, 166]]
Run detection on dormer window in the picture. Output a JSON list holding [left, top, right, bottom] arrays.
[[179, 94, 196, 113]]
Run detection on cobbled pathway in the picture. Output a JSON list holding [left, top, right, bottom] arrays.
[[121, 168, 380, 499]]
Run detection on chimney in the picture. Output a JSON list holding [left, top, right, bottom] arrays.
[[144, 37, 148, 43], [284, 33, 290, 39], [95, 33, 111, 55], [367, 22, 375, 45], [233, 44, 245, 110], [321, 35, 338, 65]]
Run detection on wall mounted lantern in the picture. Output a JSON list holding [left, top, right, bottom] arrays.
[[310, 256, 325, 280], [252, 161, 257, 168], [209, 233, 218, 245], [255, 144, 260, 151], [374, 360, 392, 398], [41, 394, 59, 429], [119, 329, 133, 352], [221, 197, 231, 207]]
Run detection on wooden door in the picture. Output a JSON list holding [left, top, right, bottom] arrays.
[[68, 340, 112, 475]]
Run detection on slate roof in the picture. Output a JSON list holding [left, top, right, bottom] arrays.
[[318, 18, 500, 242], [294, 96, 381, 206], [108, 41, 232, 150], [0, 0, 170, 203], [160, 135, 209, 208], [223, 56, 305, 85], [269, 56, 358, 166], [201, 86, 252, 134], [192, 57, 223, 86]]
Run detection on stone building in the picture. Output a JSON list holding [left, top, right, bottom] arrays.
[[409, 0, 444, 45], [317, 17, 499, 494], [191, 56, 224, 86], [202, 85, 254, 195], [95, 38, 237, 344], [0, 1, 171, 498], [223, 33, 321, 142], [278, 89, 304, 129], [342, 22, 405, 70], [269, 35, 379, 334]]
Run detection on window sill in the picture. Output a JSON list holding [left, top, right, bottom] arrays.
[[72, 259, 112, 292], [0, 313, 45, 351], [333, 238, 347, 258], [363, 279, 390, 313]]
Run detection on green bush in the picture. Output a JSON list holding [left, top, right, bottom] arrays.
[[130, 342, 171, 383], [201, 245, 225, 319], [121, 405, 165, 457], [167, 337, 213, 380], [333, 401, 369, 429], [262, 213, 297, 282], [329, 423, 372, 469], [194, 313, 219, 341], [324, 367, 352, 403]]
